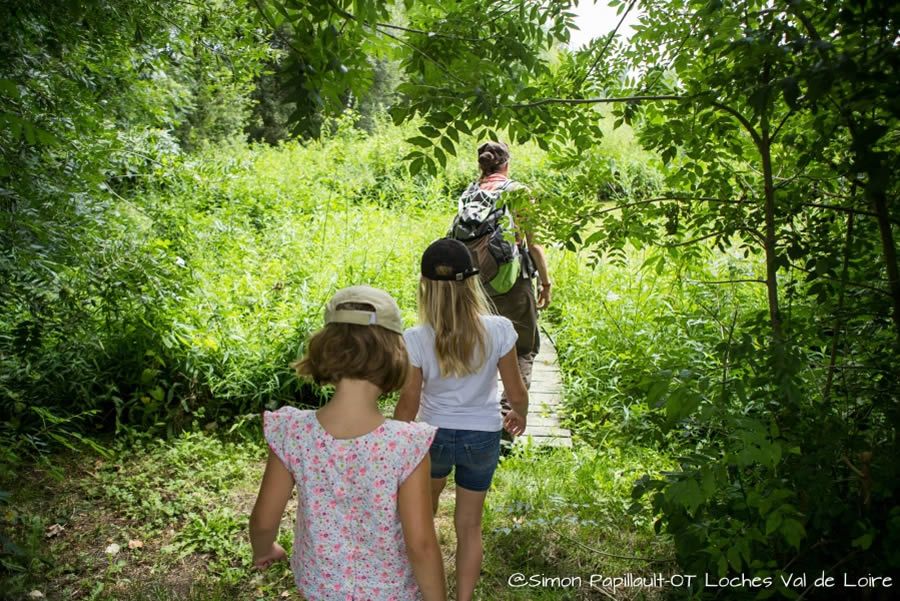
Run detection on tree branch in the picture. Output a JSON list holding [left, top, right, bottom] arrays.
[[147, 5, 235, 67], [789, 262, 891, 296], [686, 279, 767, 285], [796, 201, 896, 223], [581, 195, 750, 220], [656, 232, 722, 248], [546, 526, 674, 563], [321, 0, 467, 85], [572, 0, 638, 90], [252, 0, 304, 55], [374, 21, 484, 42], [505, 94, 684, 109], [706, 99, 763, 148], [373, 25, 467, 85], [770, 109, 795, 143], [504, 93, 763, 151], [324, 0, 486, 41]]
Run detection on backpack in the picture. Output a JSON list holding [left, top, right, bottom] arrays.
[[448, 179, 522, 296]]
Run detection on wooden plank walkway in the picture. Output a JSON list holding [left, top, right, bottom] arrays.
[[500, 329, 572, 448]]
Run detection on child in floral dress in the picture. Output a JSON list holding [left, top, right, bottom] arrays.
[[249, 285, 446, 601]]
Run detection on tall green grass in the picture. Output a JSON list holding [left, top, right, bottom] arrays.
[[548, 244, 768, 448]]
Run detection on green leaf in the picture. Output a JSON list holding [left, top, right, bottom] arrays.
[[389, 106, 408, 126], [434, 147, 447, 168], [781, 77, 800, 110], [440, 136, 456, 156], [765, 511, 783, 535], [747, 87, 769, 115], [419, 125, 440, 138], [781, 519, 806, 549], [584, 230, 605, 246], [851, 531, 874, 550], [661, 146, 676, 164], [647, 380, 669, 406], [406, 136, 432, 148], [430, 111, 454, 127], [0, 79, 19, 99], [727, 545, 742, 571], [666, 478, 703, 515]]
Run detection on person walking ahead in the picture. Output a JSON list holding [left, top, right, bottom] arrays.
[[451, 141, 551, 444], [394, 239, 529, 601]]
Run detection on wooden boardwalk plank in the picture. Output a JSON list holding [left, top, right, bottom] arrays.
[[499, 329, 572, 448]]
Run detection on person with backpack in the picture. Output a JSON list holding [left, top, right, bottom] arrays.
[[393, 238, 529, 601], [448, 141, 551, 445]]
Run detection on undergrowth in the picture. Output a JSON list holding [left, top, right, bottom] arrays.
[[3, 425, 674, 600]]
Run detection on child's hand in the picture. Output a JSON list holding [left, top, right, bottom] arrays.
[[503, 410, 527, 437], [253, 542, 287, 570]]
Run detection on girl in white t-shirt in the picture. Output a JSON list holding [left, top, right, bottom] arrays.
[[394, 239, 529, 601]]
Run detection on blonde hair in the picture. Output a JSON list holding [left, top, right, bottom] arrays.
[[417, 276, 494, 378]]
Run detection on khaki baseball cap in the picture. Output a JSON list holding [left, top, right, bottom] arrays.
[[324, 285, 404, 334]]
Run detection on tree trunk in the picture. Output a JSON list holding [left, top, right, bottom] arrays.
[[824, 212, 855, 403], [871, 188, 900, 344], [760, 128, 783, 342]]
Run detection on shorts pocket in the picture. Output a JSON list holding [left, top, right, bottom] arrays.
[[462, 433, 500, 471], [429, 443, 453, 478]]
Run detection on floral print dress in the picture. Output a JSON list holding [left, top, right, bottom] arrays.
[[264, 406, 437, 601]]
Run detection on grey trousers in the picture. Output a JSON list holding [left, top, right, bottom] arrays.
[[494, 276, 540, 420]]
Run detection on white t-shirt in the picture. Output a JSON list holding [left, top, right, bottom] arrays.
[[403, 315, 518, 431]]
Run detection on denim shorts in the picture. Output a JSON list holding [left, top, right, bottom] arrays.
[[429, 428, 502, 492]]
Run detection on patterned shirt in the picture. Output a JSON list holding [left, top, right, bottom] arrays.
[[264, 407, 437, 601]]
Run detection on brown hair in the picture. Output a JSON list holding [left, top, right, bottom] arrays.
[[292, 303, 409, 392], [477, 141, 510, 177]]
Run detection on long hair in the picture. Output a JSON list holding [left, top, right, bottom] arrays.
[[417, 276, 494, 378]]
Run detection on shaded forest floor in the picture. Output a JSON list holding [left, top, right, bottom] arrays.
[[4, 424, 674, 600]]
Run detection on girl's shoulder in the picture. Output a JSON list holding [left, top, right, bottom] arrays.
[[262, 406, 316, 467], [383, 419, 437, 446], [264, 405, 312, 423], [481, 315, 517, 355], [384, 418, 436, 436], [481, 314, 515, 333], [263, 406, 314, 438], [403, 324, 432, 339]]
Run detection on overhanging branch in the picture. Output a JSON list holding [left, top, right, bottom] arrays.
[[504, 94, 683, 109], [572, 0, 638, 90], [581, 195, 749, 220]]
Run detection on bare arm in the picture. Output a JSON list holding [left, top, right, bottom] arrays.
[[512, 199, 551, 309], [394, 366, 424, 421], [525, 233, 552, 310], [398, 455, 447, 601], [249, 450, 294, 568], [498, 348, 528, 435]]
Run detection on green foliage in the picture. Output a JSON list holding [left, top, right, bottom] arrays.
[[2, 0, 899, 596], [0, 428, 297, 598], [3, 427, 674, 600], [1, 0, 272, 462], [1, 120, 465, 463], [259, 0, 586, 169]]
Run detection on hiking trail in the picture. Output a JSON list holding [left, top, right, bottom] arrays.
[[502, 329, 572, 448]]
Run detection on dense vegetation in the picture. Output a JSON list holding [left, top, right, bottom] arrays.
[[2, 1, 898, 600]]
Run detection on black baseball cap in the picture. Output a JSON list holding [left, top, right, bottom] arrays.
[[421, 239, 480, 281]]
